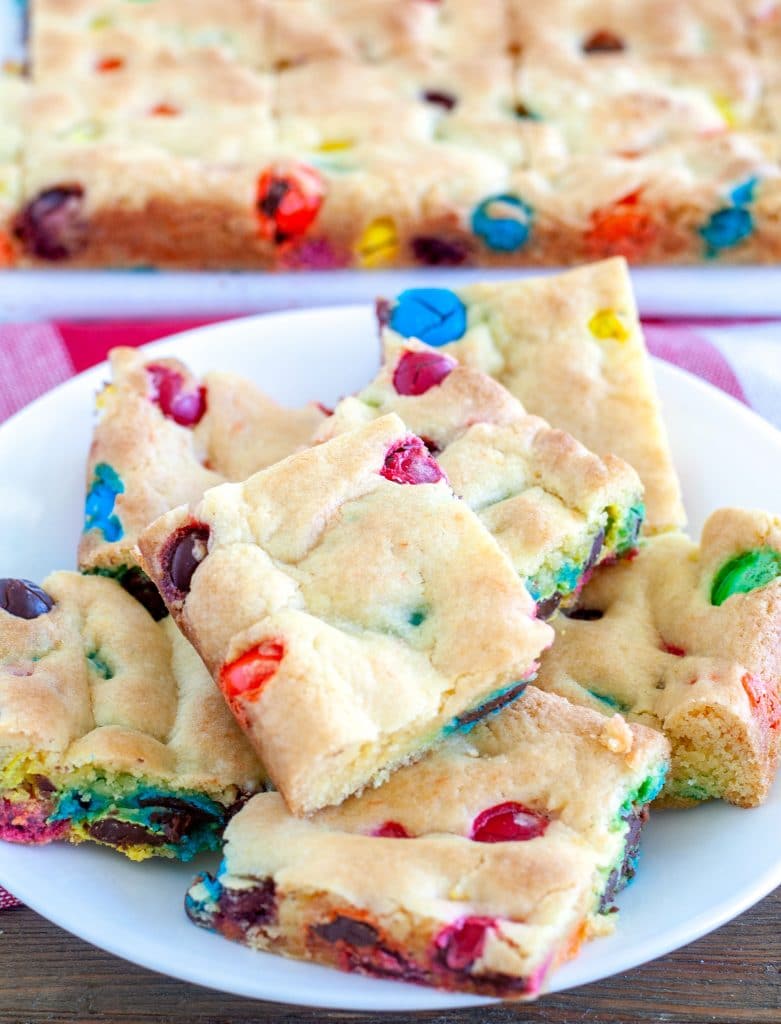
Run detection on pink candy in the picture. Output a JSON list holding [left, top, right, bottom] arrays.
[[146, 364, 207, 427], [470, 801, 549, 843], [392, 349, 457, 397], [380, 436, 445, 485], [435, 916, 497, 971]]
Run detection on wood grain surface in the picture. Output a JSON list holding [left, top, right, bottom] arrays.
[[0, 887, 777, 1024]]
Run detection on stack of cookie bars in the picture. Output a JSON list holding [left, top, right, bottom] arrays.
[[1, 257, 779, 1000], [3, 0, 781, 268]]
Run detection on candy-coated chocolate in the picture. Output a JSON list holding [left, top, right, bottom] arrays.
[[471, 195, 532, 252], [0, 578, 54, 620], [711, 548, 781, 606], [389, 288, 466, 346]]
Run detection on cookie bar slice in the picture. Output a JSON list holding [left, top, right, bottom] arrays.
[[0, 67, 25, 268], [186, 687, 669, 999], [317, 335, 643, 618], [139, 414, 553, 815], [0, 572, 264, 860], [79, 347, 325, 590], [536, 508, 781, 807], [379, 257, 684, 533]]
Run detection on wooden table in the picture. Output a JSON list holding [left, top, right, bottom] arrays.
[[0, 888, 777, 1024]]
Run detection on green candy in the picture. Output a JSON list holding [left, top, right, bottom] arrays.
[[710, 548, 781, 606]]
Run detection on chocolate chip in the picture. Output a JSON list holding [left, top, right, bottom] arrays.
[[88, 818, 167, 848], [565, 607, 604, 621], [14, 185, 87, 261], [535, 592, 561, 620], [598, 805, 649, 911], [0, 579, 54, 620], [583, 30, 625, 53], [452, 681, 528, 730], [119, 567, 168, 621], [412, 235, 469, 266], [165, 524, 210, 597], [218, 878, 276, 927], [257, 178, 289, 218], [312, 915, 379, 947], [421, 89, 457, 111], [513, 101, 534, 118]]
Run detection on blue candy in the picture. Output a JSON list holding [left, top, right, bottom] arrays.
[[729, 177, 757, 208], [700, 207, 753, 255], [471, 194, 533, 252], [84, 462, 124, 540], [389, 288, 467, 346]]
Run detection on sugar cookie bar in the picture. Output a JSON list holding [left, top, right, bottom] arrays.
[[0, 68, 25, 268], [79, 347, 325, 587], [317, 335, 643, 618], [380, 258, 685, 533], [186, 687, 669, 999], [536, 508, 781, 807], [0, 572, 264, 860], [139, 415, 553, 815]]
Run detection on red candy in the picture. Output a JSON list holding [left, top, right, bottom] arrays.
[[146, 364, 207, 427], [585, 191, 657, 261], [220, 640, 285, 703], [434, 916, 497, 971], [392, 349, 457, 397], [470, 801, 549, 843], [96, 56, 125, 72], [256, 163, 325, 244], [371, 821, 410, 838], [661, 641, 686, 657], [380, 436, 445, 486]]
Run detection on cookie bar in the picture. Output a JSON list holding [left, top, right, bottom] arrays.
[[0, 67, 25, 268], [316, 335, 644, 618], [15, 1, 781, 269], [380, 258, 684, 533], [0, 571, 264, 860], [186, 687, 669, 999], [535, 508, 781, 807], [79, 347, 325, 585], [138, 414, 553, 815]]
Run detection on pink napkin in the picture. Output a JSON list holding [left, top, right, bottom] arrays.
[[0, 314, 779, 908]]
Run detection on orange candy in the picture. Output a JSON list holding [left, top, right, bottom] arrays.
[[220, 640, 285, 704], [585, 192, 657, 261]]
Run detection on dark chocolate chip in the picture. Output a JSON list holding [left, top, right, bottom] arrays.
[[513, 101, 534, 118], [583, 29, 625, 53], [119, 567, 168, 621], [13, 185, 87, 261], [452, 680, 528, 730], [137, 796, 221, 843], [345, 944, 428, 984], [87, 818, 167, 848], [312, 915, 379, 947], [421, 89, 457, 111], [565, 607, 604, 621], [412, 235, 469, 266], [30, 774, 56, 796], [218, 878, 276, 927], [0, 578, 54, 620], [535, 592, 561, 620], [258, 178, 290, 218], [585, 528, 606, 572], [598, 805, 649, 911], [165, 524, 210, 597]]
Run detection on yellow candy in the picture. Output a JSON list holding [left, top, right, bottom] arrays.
[[89, 15, 113, 30], [318, 139, 354, 152], [588, 308, 629, 343], [712, 94, 738, 129], [356, 217, 399, 268], [96, 384, 117, 411], [63, 120, 103, 143]]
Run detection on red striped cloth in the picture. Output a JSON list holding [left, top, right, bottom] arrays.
[[0, 313, 778, 907]]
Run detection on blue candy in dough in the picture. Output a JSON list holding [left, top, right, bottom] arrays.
[[471, 194, 533, 252], [389, 288, 467, 346], [700, 177, 757, 255], [84, 462, 125, 541]]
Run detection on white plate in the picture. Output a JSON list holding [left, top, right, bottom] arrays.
[[0, 307, 779, 1012]]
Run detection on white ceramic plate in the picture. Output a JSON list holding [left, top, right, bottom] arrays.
[[0, 308, 779, 1012]]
